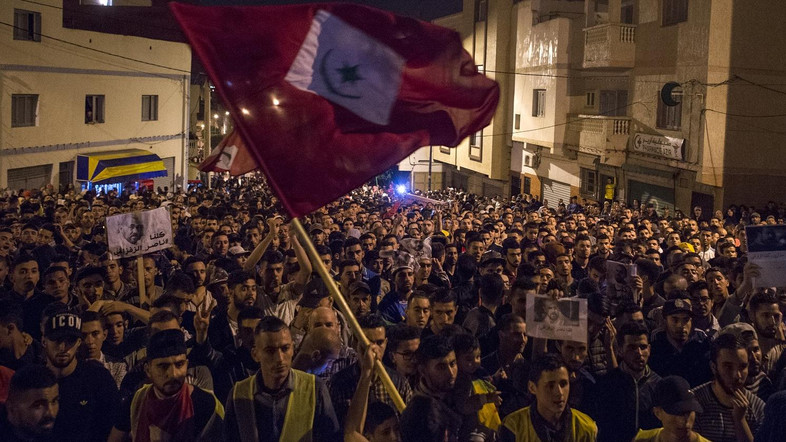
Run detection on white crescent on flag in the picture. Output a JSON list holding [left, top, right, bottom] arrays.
[[284, 10, 405, 126]]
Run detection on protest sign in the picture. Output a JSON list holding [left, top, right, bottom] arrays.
[[526, 294, 587, 343], [106, 207, 172, 259], [745, 224, 786, 288], [606, 260, 639, 304]]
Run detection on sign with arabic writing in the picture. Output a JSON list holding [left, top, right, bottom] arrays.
[[106, 207, 172, 258], [632, 133, 684, 160]]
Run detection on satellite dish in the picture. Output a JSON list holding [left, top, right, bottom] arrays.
[[661, 82, 682, 107]]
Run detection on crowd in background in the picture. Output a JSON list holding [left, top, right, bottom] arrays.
[[1, 176, 786, 441]]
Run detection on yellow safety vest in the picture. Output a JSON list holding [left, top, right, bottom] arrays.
[[231, 369, 316, 442], [129, 383, 224, 441], [472, 379, 501, 431], [633, 428, 711, 442], [502, 406, 597, 442]]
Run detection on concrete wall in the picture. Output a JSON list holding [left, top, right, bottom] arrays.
[[0, 0, 191, 189]]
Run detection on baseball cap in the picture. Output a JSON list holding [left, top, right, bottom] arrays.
[[718, 322, 757, 341], [653, 376, 703, 415], [299, 277, 330, 308], [228, 245, 250, 257], [147, 329, 187, 360], [309, 223, 324, 234], [480, 250, 505, 268], [44, 312, 82, 341], [662, 298, 693, 317], [349, 281, 371, 296]]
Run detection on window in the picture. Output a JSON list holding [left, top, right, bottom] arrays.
[[13, 9, 41, 42], [85, 95, 105, 124], [532, 89, 546, 117], [469, 129, 482, 161], [11, 94, 38, 127], [657, 94, 682, 130], [142, 95, 158, 121], [662, 0, 688, 26], [514, 113, 521, 130], [475, 0, 488, 22], [585, 92, 596, 107], [599, 90, 628, 116], [580, 168, 598, 196]]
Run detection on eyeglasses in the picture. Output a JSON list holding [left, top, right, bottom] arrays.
[[396, 351, 416, 360]]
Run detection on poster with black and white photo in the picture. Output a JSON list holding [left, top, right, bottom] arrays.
[[606, 260, 639, 304], [745, 224, 786, 288], [525, 294, 587, 343], [106, 207, 172, 259]]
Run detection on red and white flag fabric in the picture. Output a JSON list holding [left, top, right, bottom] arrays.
[[198, 129, 258, 176], [170, 3, 499, 217]]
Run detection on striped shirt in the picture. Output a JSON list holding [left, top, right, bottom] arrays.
[[692, 382, 765, 442]]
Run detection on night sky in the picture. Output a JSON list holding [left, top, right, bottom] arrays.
[[196, 0, 463, 21]]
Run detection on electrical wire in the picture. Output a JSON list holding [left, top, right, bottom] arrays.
[[0, 20, 190, 74]]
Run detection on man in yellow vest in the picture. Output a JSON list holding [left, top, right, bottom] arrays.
[[501, 354, 597, 442], [224, 316, 340, 442], [108, 329, 224, 441]]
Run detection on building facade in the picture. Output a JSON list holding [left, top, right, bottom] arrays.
[[1, 0, 191, 192]]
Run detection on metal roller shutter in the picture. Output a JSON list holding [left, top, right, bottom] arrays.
[[7, 164, 52, 191], [541, 178, 571, 209]]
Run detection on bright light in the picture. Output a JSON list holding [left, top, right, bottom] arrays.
[[272, 98, 280, 106], [200, 123, 205, 129], [396, 185, 407, 195], [241, 108, 250, 115], [213, 114, 219, 119], [225, 111, 230, 115]]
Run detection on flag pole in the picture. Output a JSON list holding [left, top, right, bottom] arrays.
[[291, 218, 406, 412]]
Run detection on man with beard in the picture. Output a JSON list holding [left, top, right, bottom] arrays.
[[119, 212, 144, 246], [0, 365, 59, 441], [108, 329, 224, 442], [224, 316, 340, 441], [43, 307, 119, 441], [412, 335, 461, 433], [208, 270, 257, 352], [502, 238, 522, 281], [747, 292, 785, 377], [591, 321, 661, 442], [692, 333, 765, 442], [183, 257, 216, 313], [256, 241, 312, 326], [378, 259, 415, 324]]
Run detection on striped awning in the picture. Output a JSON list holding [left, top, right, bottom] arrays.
[[77, 149, 167, 184]]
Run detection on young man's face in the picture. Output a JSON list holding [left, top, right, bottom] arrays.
[[418, 351, 457, 393], [6, 385, 59, 437], [528, 367, 570, 419], [392, 338, 419, 376], [430, 301, 456, 333], [713, 348, 748, 395], [146, 354, 188, 396], [619, 334, 650, 372], [105, 313, 127, 345], [405, 297, 430, 329], [665, 313, 692, 345], [81, 320, 106, 360]]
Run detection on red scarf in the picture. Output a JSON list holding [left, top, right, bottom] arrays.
[[135, 383, 195, 442]]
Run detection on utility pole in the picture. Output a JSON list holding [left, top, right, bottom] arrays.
[[427, 145, 433, 192], [204, 80, 211, 189]]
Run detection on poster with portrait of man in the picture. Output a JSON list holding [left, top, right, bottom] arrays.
[[745, 224, 786, 287], [606, 260, 639, 304], [106, 207, 172, 259], [525, 294, 587, 343]]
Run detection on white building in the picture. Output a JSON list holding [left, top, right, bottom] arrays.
[[1, 0, 191, 193]]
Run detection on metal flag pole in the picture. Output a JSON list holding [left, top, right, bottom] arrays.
[[291, 218, 406, 412]]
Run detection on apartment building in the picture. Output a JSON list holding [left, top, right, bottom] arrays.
[[0, 0, 191, 192], [513, 0, 786, 212]]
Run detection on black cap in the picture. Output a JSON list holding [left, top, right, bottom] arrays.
[[43, 312, 82, 341], [298, 277, 330, 308], [147, 329, 187, 360], [663, 298, 693, 317], [349, 281, 371, 296], [480, 250, 505, 267], [653, 376, 703, 415]]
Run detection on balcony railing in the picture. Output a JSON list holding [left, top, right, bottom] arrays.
[[583, 23, 636, 69], [567, 114, 631, 157]]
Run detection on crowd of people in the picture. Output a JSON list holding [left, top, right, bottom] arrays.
[[1, 176, 785, 442]]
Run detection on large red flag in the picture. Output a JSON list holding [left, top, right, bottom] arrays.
[[171, 3, 499, 217]]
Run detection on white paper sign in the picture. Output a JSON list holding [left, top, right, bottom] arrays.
[[526, 294, 588, 343], [745, 224, 786, 288], [106, 207, 172, 259]]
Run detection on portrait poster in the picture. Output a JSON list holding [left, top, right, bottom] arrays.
[[525, 294, 587, 343], [745, 224, 786, 288], [606, 260, 639, 304], [106, 207, 172, 259]]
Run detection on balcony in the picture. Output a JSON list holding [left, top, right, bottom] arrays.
[[567, 115, 630, 164], [583, 23, 636, 69]]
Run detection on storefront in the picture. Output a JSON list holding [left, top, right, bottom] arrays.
[[77, 149, 168, 194]]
